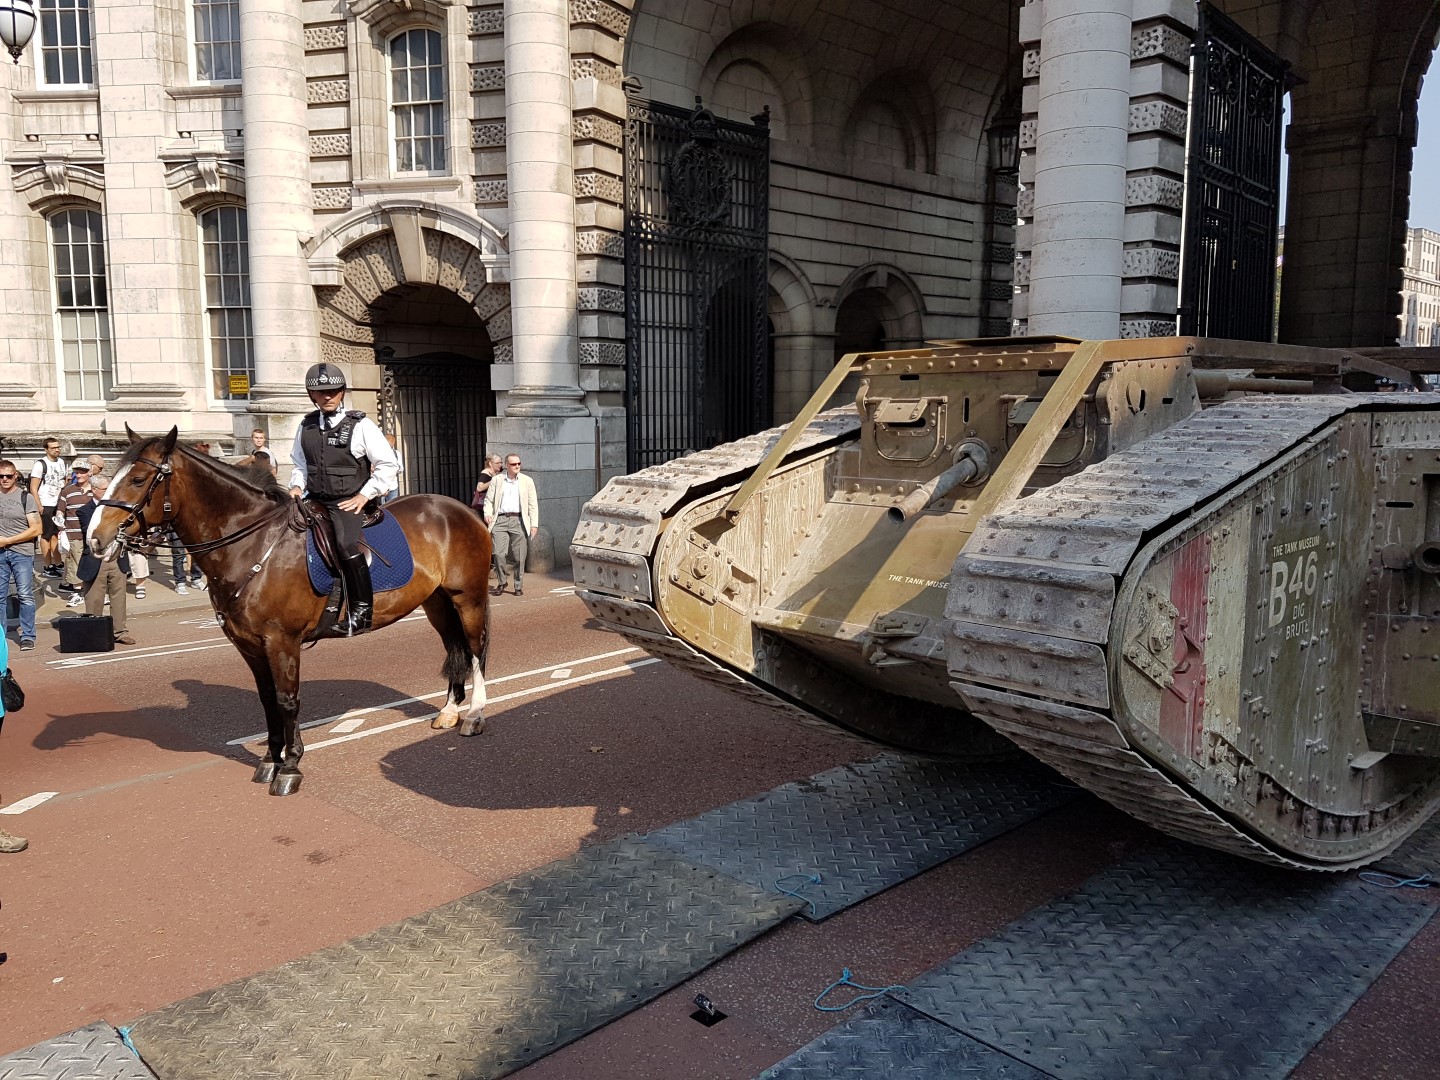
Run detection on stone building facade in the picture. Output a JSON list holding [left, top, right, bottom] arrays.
[[1, 0, 1435, 555], [1400, 227, 1440, 348]]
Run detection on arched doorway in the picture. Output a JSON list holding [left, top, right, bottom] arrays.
[[373, 284, 494, 503]]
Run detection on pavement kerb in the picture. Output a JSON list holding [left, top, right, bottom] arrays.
[[10, 565, 581, 648]]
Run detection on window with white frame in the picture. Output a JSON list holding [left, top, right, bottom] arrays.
[[50, 208, 113, 403], [199, 206, 254, 400], [38, 0, 94, 86], [390, 28, 446, 173], [193, 0, 242, 82]]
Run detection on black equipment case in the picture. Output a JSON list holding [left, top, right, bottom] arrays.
[[57, 614, 114, 653]]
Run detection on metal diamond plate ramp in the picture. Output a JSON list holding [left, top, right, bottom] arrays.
[[1373, 811, 1440, 881], [125, 836, 801, 1080], [894, 845, 1437, 1080], [645, 754, 1075, 920], [756, 999, 1047, 1078], [0, 1023, 156, 1080]]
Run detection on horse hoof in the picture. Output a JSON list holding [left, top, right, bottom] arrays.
[[253, 762, 278, 784], [269, 772, 303, 797], [459, 716, 485, 737], [431, 713, 459, 731]]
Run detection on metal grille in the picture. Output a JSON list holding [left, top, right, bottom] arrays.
[[624, 98, 770, 470], [377, 353, 491, 503], [1179, 3, 1288, 341]]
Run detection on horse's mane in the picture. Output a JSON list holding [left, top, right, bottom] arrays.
[[122, 438, 291, 504]]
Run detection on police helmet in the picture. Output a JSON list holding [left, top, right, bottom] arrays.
[[305, 363, 348, 391]]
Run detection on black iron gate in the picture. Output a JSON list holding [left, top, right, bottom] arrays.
[[376, 353, 492, 503], [624, 97, 770, 470], [1179, 4, 1289, 340]]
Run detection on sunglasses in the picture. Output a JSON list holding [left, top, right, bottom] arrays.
[[0, 474, 16, 480]]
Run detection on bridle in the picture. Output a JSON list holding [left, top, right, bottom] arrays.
[[98, 444, 300, 558]]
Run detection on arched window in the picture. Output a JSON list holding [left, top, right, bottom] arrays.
[[193, 0, 242, 82], [38, 0, 94, 85], [49, 208, 113, 403], [390, 28, 446, 174], [199, 206, 254, 400]]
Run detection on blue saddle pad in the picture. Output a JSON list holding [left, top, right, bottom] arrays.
[[306, 511, 416, 596]]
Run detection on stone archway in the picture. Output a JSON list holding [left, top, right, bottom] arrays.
[[311, 219, 509, 501], [313, 221, 511, 370]]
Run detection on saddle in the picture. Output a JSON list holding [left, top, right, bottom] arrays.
[[299, 500, 385, 576]]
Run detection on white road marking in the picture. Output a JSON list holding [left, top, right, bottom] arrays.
[[329, 716, 367, 734], [226, 646, 642, 745], [551, 668, 572, 680], [49, 640, 234, 668], [301, 659, 661, 753], [0, 791, 59, 815], [549, 586, 576, 595]]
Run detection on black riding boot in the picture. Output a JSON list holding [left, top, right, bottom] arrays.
[[339, 552, 374, 636]]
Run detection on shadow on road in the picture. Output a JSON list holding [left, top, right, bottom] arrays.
[[373, 667, 863, 841], [30, 677, 417, 769]]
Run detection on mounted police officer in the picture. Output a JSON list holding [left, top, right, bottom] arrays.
[[288, 363, 399, 636]]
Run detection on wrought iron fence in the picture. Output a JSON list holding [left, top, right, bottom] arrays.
[[376, 354, 492, 504], [1179, 3, 1288, 341], [624, 97, 770, 470]]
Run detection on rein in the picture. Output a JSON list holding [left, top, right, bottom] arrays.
[[100, 447, 303, 558]]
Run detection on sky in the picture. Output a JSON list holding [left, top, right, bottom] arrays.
[[1411, 76, 1440, 228]]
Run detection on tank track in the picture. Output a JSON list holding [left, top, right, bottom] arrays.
[[574, 410, 872, 747], [949, 393, 1440, 870]]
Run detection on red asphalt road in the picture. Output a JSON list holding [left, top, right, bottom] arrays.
[[0, 574, 1436, 1078]]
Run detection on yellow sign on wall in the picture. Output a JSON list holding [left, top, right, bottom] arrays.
[[229, 374, 251, 396]]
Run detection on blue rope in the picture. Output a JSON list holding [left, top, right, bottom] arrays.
[[1359, 871, 1433, 890], [814, 967, 907, 1012], [774, 872, 822, 916], [116, 1026, 140, 1058]]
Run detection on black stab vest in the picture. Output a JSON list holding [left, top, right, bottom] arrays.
[[300, 409, 371, 499]]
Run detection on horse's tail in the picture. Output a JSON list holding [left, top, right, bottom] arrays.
[[438, 596, 473, 688], [477, 593, 492, 675]]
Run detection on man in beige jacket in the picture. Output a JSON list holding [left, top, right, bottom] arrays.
[[483, 454, 539, 596]]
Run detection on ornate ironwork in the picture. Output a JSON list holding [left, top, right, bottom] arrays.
[[665, 100, 734, 228], [1179, 4, 1288, 340], [624, 97, 770, 470]]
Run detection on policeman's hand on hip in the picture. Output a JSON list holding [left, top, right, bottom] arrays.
[[335, 494, 367, 514]]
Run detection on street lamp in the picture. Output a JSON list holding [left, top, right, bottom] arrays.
[[0, 0, 36, 64]]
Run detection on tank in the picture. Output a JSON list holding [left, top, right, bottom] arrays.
[[573, 338, 1440, 870]]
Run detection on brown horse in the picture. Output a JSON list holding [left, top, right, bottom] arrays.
[[86, 427, 494, 796]]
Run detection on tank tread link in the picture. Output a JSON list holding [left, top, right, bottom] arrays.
[[951, 394, 1436, 870]]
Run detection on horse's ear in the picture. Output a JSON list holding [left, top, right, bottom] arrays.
[[125, 423, 141, 444], [161, 426, 179, 453]]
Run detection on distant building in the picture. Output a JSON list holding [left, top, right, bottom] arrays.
[[1400, 228, 1440, 346]]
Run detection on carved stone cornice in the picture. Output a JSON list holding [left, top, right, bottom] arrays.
[[12, 158, 105, 210]]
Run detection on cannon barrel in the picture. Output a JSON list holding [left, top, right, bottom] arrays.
[[888, 442, 989, 523]]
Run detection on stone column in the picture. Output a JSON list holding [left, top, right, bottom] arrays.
[[94, 0, 191, 421], [487, 0, 593, 565], [240, 0, 320, 445], [1025, 0, 1131, 339], [501, 0, 585, 416]]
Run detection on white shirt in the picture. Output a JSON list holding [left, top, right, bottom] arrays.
[[31, 456, 68, 506], [498, 475, 523, 514], [287, 401, 400, 501]]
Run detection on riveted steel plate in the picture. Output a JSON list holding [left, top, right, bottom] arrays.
[[0, 1023, 157, 1080], [126, 837, 801, 1080], [894, 845, 1436, 1080], [645, 754, 1076, 921], [1373, 810, 1440, 881], [756, 999, 1046, 1079]]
